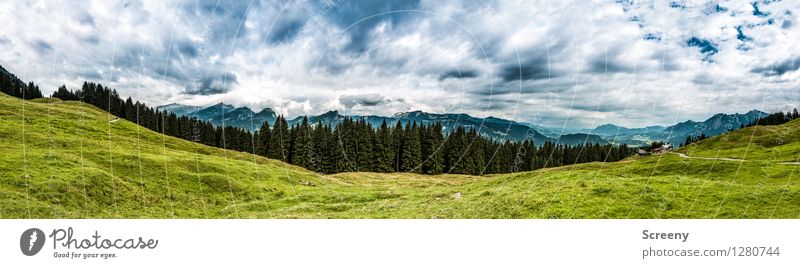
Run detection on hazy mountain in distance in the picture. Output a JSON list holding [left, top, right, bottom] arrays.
[[557, 133, 608, 146], [157, 102, 277, 131], [156, 103, 202, 117], [590, 124, 666, 137], [584, 110, 768, 146], [288, 110, 602, 146], [659, 110, 768, 145]]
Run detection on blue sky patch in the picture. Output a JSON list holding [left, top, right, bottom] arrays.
[[686, 37, 719, 61], [643, 33, 661, 42], [736, 26, 753, 41], [752, 2, 769, 17]]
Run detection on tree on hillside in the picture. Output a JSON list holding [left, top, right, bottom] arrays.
[[256, 121, 271, 157], [310, 124, 331, 172], [52, 85, 78, 101], [373, 120, 394, 172], [420, 123, 445, 174], [401, 122, 422, 173], [291, 117, 313, 169], [391, 121, 405, 172], [268, 115, 290, 161]]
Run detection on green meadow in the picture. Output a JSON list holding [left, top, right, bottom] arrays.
[[1, 93, 798, 218]]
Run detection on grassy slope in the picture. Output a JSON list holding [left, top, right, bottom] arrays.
[[1, 93, 798, 218], [678, 119, 800, 163]]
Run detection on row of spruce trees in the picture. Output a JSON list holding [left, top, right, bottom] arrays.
[[747, 108, 800, 127], [23, 75, 636, 175], [0, 65, 44, 100], [255, 116, 634, 174]]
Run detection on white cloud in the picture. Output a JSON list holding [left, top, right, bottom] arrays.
[[0, 0, 797, 128]]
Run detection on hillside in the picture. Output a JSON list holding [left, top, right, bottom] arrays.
[[679, 118, 800, 163], [1, 92, 798, 218]]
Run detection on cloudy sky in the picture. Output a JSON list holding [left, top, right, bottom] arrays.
[[0, 0, 798, 128]]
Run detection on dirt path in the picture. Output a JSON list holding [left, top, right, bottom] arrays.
[[669, 152, 800, 165], [670, 152, 745, 162]]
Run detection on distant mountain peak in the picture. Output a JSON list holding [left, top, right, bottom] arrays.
[[393, 110, 425, 118], [209, 102, 234, 109], [257, 107, 276, 116], [156, 102, 192, 109], [232, 106, 253, 113], [320, 110, 340, 116], [594, 123, 623, 130]]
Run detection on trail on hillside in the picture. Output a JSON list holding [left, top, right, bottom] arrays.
[[670, 152, 745, 162], [670, 152, 800, 165]]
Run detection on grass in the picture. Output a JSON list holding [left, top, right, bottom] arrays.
[[1, 93, 799, 218], [678, 120, 800, 163]]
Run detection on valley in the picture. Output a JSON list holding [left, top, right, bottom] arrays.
[[2, 93, 799, 218]]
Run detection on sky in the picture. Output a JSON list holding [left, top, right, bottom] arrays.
[[0, 0, 798, 128]]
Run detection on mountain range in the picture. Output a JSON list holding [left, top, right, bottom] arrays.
[[157, 103, 767, 147], [159, 102, 278, 132], [583, 110, 767, 146]]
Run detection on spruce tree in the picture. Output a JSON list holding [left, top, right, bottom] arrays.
[[401, 122, 422, 173], [373, 120, 393, 172], [256, 121, 271, 157], [421, 122, 444, 174], [391, 121, 405, 172], [268, 115, 290, 161], [355, 119, 374, 171], [291, 117, 313, 168]]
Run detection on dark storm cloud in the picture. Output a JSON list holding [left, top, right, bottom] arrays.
[[494, 43, 565, 82], [77, 12, 95, 26], [78, 69, 104, 80], [105, 46, 187, 83], [469, 82, 571, 97], [691, 73, 715, 85], [184, 0, 256, 43], [320, 0, 421, 53], [339, 93, 389, 108], [82, 35, 99, 45], [266, 18, 306, 44], [184, 72, 238, 95], [499, 59, 552, 82], [568, 102, 629, 113], [31, 40, 53, 54], [438, 69, 479, 81], [475, 97, 516, 110], [588, 57, 634, 73], [587, 47, 636, 74], [751, 56, 800, 76], [178, 42, 199, 58], [311, 41, 411, 76]]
